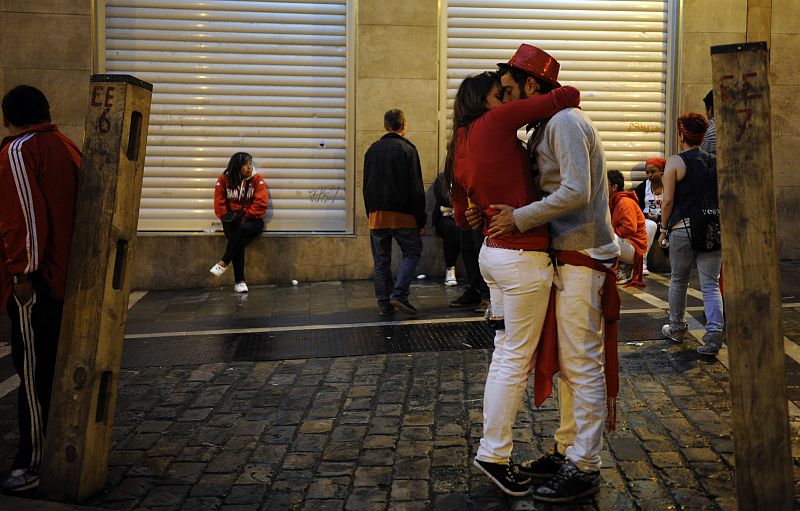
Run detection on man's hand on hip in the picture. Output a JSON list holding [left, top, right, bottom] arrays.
[[487, 204, 519, 237], [464, 207, 484, 230]]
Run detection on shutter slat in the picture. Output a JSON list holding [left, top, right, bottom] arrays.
[[446, 0, 670, 184], [106, 0, 349, 232]]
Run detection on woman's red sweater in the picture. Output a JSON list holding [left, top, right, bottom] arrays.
[[451, 86, 580, 250]]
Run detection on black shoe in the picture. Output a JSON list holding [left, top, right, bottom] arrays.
[[531, 459, 601, 503], [473, 459, 531, 497], [518, 446, 566, 482], [449, 291, 481, 308], [389, 299, 417, 315], [473, 299, 491, 314], [378, 304, 395, 316]]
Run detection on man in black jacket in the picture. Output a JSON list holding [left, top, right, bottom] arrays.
[[363, 109, 426, 315]]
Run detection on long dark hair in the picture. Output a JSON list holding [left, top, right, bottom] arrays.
[[224, 152, 253, 188], [443, 71, 500, 192]]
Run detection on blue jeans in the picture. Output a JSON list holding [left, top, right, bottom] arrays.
[[667, 227, 724, 333], [369, 228, 422, 305]]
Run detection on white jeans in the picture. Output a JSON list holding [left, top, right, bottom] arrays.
[[644, 219, 658, 255], [553, 263, 607, 472], [476, 246, 553, 463], [615, 235, 636, 264]]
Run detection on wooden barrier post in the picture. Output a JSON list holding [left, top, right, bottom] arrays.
[[40, 74, 152, 502], [711, 42, 793, 510]]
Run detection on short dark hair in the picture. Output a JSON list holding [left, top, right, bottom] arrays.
[[607, 169, 625, 191], [2, 85, 51, 126], [384, 109, 406, 132], [498, 65, 555, 95], [703, 90, 714, 112]]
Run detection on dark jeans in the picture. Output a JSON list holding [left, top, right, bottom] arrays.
[[436, 216, 461, 267], [6, 275, 62, 470], [221, 218, 264, 282], [460, 228, 489, 300], [369, 228, 422, 305]]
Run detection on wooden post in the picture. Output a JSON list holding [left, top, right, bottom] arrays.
[[40, 75, 152, 502], [711, 42, 793, 510]]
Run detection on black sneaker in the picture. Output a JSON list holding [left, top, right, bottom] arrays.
[[389, 299, 418, 315], [378, 304, 395, 316], [473, 299, 491, 314], [449, 291, 481, 308], [473, 459, 531, 497], [531, 459, 601, 503], [518, 447, 566, 482]]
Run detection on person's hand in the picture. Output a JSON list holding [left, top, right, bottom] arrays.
[[487, 204, 519, 237], [658, 230, 668, 248], [464, 207, 484, 230], [12, 280, 34, 305], [419, 227, 427, 236]]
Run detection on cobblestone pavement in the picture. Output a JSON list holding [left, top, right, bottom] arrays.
[[2, 268, 800, 510]]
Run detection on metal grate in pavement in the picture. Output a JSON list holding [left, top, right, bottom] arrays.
[[121, 321, 497, 368]]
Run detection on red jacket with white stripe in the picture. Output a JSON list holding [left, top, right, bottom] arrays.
[[213, 172, 270, 221], [0, 124, 80, 311]]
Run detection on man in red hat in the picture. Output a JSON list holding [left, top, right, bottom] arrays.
[[485, 43, 619, 503]]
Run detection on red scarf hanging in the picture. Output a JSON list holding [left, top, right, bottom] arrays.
[[532, 250, 621, 431]]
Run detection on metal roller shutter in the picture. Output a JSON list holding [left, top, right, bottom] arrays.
[[443, 0, 676, 184], [102, 0, 353, 232]]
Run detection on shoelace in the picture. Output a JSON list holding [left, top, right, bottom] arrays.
[[545, 461, 576, 490]]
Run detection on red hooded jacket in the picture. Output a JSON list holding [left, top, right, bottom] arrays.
[[213, 172, 270, 221], [0, 124, 80, 311], [609, 190, 648, 254]]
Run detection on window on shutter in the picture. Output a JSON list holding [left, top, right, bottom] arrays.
[[102, 0, 353, 232], [442, 0, 676, 185]]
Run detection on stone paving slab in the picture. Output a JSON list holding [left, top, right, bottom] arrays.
[[3, 274, 800, 509], [5, 336, 795, 510]]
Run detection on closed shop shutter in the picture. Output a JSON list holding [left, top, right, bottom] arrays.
[[102, 0, 352, 232], [443, 0, 675, 183]]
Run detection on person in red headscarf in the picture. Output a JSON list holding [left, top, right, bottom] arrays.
[[659, 113, 723, 356], [634, 156, 666, 275]]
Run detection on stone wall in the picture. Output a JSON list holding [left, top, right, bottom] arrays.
[[0, 1, 91, 144]]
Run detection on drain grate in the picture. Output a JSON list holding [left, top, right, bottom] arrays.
[[121, 316, 670, 368], [122, 321, 497, 368]]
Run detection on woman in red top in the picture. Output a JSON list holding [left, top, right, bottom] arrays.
[[443, 71, 579, 495], [210, 152, 270, 293]]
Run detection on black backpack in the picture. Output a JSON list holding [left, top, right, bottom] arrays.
[[679, 151, 721, 252]]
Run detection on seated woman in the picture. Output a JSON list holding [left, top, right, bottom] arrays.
[[634, 157, 665, 274], [658, 113, 723, 356], [210, 152, 269, 293], [443, 70, 579, 496]]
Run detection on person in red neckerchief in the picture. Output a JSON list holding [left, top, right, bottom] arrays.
[[483, 44, 621, 503]]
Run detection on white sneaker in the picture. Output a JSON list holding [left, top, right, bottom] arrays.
[[234, 282, 248, 293], [445, 267, 457, 286], [642, 260, 650, 276], [210, 263, 227, 277], [3, 468, 40, 492]]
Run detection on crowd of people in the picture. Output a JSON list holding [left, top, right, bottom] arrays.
[[359, 43, 722, 502], [0, 43, 722, 501]]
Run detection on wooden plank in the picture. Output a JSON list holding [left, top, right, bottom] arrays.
[[711, 42, 793, 510], [40, 75, 152, 502]]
